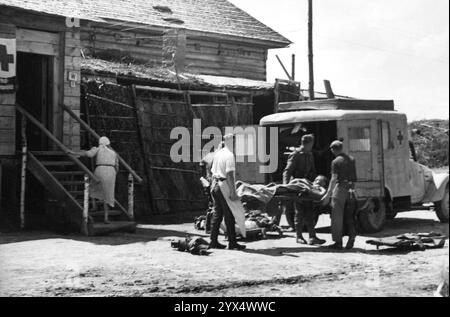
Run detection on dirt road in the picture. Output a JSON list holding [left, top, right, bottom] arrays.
[[0, 209, 448, 297]]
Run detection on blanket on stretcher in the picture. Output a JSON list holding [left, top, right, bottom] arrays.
[[236, 179, 326, 204]]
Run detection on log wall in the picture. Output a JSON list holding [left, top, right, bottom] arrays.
[[0, 8, 83, 152], [80, 26, 164, 65], [0, 23, 16, 156], [185, 38, 268, 81], [79, 24, 268, 81], [82, 81, 254, 215]]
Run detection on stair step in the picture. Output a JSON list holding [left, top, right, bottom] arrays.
[[60, 180, 85, 186], [41, 161, 75, 167], [51, 171, 86, 177], [31, 151, 66, 156], [90, 221, 137, 236], [89, 210, 123, 217], [69, 191, 85, 197]]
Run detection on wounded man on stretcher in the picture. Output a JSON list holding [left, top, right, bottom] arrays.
[[218, 176, 328, 240], [237, 175, 328, 206]]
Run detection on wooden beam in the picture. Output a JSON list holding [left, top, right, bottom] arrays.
[[0, 161, 2, 210], [131, 84, 156, 214], [19, 115, 27, 229], [17, 41, 59, 56], [308, 0, 315, 100], [135, 86, 185, 95], [85, 93, 134, 109], [275, 55, 292, 81], [324, 80, 335, 99], [292, 54, 296, 81]]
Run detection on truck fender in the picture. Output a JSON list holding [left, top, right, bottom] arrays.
[[384, 186, 393, 202], [431, 172, 449, 202]]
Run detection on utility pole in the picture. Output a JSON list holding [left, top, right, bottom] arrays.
[[308, 0, 315, 100]]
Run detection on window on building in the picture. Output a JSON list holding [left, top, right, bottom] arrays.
[[349, 127, 371, 152]]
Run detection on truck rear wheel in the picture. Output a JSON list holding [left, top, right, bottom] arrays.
[[435, 185, 449, 223], [358, 198, 386, 233]]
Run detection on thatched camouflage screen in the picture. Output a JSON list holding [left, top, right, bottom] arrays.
[[81, 80, 253, 216]]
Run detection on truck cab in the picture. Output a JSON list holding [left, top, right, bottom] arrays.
[[256, 98, 449, 233]]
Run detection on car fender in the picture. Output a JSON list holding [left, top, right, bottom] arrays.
[[429, 172, 449, 202]]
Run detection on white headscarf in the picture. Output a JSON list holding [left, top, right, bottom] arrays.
[[99, 136, 111, 147]]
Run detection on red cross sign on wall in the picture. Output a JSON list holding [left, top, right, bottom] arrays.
[[0, 38, 16, 78]]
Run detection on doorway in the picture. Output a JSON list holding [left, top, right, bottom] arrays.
[[16, 52, 54, 151]]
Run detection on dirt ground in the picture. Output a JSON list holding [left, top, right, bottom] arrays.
[[0, 208, 448, 297]]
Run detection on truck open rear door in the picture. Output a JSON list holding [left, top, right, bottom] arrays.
[[338, 119, 383, 198]]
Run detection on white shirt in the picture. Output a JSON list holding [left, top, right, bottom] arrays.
[[211, 146, 235, 179]]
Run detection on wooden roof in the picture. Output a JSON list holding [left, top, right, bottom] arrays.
[[0, 0, 291, 47]]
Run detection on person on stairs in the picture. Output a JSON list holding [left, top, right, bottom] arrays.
[[70, 136, 119, 224]]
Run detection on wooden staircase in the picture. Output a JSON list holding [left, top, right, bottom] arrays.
[[16, 103, 141, 236]]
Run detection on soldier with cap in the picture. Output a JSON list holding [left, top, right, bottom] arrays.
[[321, 140, 358, 250], [282, 134, 326, 245]]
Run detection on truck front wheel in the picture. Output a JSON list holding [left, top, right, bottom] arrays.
[[435, 185, 449, 223], [358, 198, 386, 233]]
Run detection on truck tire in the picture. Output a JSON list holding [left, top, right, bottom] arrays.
[[358, 198, 386, 233], [435, 185, 449, 223]]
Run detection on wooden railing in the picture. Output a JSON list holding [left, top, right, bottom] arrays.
[[17, 102, 138, 230], [16, 103, 100, 182], [62, 103, 142, 221], [17, 103, 100, 232]]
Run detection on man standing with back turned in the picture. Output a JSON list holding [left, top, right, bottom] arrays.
[[321, 141, 358, 250]]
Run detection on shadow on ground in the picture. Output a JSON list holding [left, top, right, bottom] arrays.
[[1, 210, 447, 247], [0, 226, 208, 246], [314, 214, 447, 239]]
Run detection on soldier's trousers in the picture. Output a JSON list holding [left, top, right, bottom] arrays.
[[295, 201, 317, 238], [331, 185, 357, 244], [210, 181, 237, 245], [272, 202, 296, 229]]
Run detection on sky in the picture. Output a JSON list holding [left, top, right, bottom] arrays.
[[229, 0, 449, 121]]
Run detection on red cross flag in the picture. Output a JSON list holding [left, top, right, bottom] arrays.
[[0, 38, 16, 78]]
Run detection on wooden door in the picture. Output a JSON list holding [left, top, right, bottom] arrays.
[[15, 28, 61, 150], [380, 116, 412, 199], [343, 120, 380, 181], [16, 52, 53, 151]]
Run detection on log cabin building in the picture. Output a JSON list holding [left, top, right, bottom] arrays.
[[0, 0, 291, 234]]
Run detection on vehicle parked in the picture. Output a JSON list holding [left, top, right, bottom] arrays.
[[255, 99, 449, 233]]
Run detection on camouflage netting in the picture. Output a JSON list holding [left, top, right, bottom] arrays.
[[409, 120, 449, 168]]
